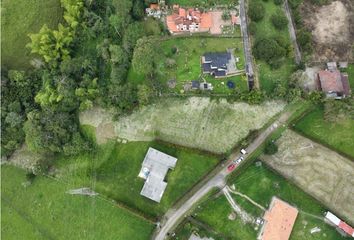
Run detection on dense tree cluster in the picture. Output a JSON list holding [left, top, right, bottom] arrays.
[[248, 1, 265, 22], [270, 11, 288, 30]]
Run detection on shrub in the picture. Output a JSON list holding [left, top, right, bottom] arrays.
[[248, 1, 265, 22], [249, 21, 257, 35], [274, 0, 283, 5], [265, 141, 278, 155], [271, 11, 288, 30], [297, 29, 312, 52]]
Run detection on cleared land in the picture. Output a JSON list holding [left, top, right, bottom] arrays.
[[54, 140, 219, 218], [294, 106, 354, 158], [190, 162, 346, 240], [300, 0, 354, 61], [80, 98, 286, 154], [1, 0, 63, 70], [249, 0, 295, 93], [262, 130, 354, 225], [128, 37, 246, 94], [1, 165, 154, 240]]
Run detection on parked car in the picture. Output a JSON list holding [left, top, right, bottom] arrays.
[[227, 163, 236, 172], [241, 149, 247, 155]]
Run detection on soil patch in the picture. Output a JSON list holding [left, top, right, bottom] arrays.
[[301, 0, 354, 61]]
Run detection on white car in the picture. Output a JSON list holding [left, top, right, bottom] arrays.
[[240, 149, 247, 155]]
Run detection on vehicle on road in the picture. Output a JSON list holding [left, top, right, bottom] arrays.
[[241, 149, 247, 155], [227, 164, 236, 172], [233, 156, 244, 164]]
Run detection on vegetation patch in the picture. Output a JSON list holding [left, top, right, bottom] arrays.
[[80, 98, 286, 154], [1, 0, 63, 70], [55, 140, 220, 218], [1, 165, 154, 240], [293, 105, 354, 158]]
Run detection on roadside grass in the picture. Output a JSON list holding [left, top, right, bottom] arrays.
[[293, 105, 354, 158], [344, 63, 354, 91], [193, 162, 346, 240], [1, 165, 154, 240], [1, 0, 63, 70], [55, 141, 220, 218], [250, 0, 295, 94], [128, 37, 246, 94]]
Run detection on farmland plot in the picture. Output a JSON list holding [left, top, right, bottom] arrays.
[[80, 98, 285, 154], [262, 130, 354, 225]]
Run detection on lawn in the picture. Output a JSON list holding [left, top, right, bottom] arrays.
[[191, 162, 346, 240], [293, 106, 354, 158], [1, 165, 154, 240], [249, 0, 295, 94], [1, 0, 63, 70], [55, 140, 220, 218], [345, 63, 354, 92], [128, 37, 247, 94]]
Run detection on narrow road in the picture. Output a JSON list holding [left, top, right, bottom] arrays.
[[153, 110, 292, 240], [239, 0, 255, 89], [284, 0, 302, 64]]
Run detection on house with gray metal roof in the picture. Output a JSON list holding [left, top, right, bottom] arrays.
[[201, 52, 237, 78], [138, 147, 178, 202]]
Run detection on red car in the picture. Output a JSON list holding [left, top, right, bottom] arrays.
[[227, 163, 236, 172]]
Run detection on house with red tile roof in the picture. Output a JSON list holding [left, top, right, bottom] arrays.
[[258, 197, 298, 240], [317, 69, 351, 99], [166, 5, 212, 34]]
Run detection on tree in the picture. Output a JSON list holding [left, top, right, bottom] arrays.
[[222, 11, 231, 21], [253, 37, 287, 65], [271, 11, 288, 30], [132, 0, 144, 20], [109, 0, 132, 37], [265, 140, 278, 154], [61, 0, 84, 29], [297, 29, 312, 52], [274, 0, 283, 5], [123, 22, 145, 54], [109, 44, 125, 65], [132, 37, 156, 76], [248, 1, 265, 22]]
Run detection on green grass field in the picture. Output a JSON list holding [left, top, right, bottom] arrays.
[[293, 106, 354, 158], [128, 37, 247, 94], [191, 162, 346, 240], [55, 140, 220, 218], [1, 0, 63, 70], [345, 64, 354, 91], [250, 0, 295, 94], [1, 165, 154, 240]]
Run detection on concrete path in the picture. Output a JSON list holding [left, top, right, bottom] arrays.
[[284, 0, 302, 64], [239, 0, 255, 89]]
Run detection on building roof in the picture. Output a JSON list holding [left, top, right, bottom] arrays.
[[191, 80, 200, 89], [260, 197, 298, 240], [138, 148, 178, 203], [318, 70, 344, 93], [338, 221, 354, 236], [326, 212, 354, 237], [327, 62, 337, 71], [149, 3, 159, 10], [325, 211, 341, 225]]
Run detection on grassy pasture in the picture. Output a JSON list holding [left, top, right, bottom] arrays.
[[293, 106, 354, 158], [1, 0, 63, 70], [191, 162, 346, 240], [128, 37, 247, 94], [1, 165, 154, 240], [55, 140, 220, 218]]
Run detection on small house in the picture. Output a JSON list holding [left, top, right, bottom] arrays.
[[317, 69, 351, 99], [202, 52, 236, 78]]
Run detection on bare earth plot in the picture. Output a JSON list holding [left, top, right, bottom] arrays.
[[301, 0, 354, 61], [261, 130, 354, 225], [80, 97, 285, 154]]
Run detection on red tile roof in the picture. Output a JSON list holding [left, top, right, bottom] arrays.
[[318, 70, 344, 93], [149, 3, 159, 10], [339, 221, 354, 236]]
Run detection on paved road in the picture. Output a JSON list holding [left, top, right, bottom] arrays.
[[153, 110, 292, 240], [239, 0, 255, 89], [284, 0, 302, 64]]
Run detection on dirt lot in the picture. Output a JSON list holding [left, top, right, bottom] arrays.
[[80, 97, 285, 154], [262, 130, 354, 225], [301, 0, 354, 61]]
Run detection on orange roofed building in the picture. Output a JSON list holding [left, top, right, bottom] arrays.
[[166, 5, 212, 34], [258, 197, 298, 240]]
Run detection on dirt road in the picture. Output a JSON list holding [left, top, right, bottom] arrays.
[[153, 109, 292, 240]]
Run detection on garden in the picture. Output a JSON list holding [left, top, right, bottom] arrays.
[[128, 37, 247, 95]]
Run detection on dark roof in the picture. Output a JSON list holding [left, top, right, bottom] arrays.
[[204, 52, 231, 70], [202, 63, 211, 73], [214, 70, 226, 77], [191, 80, 200, 88]]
